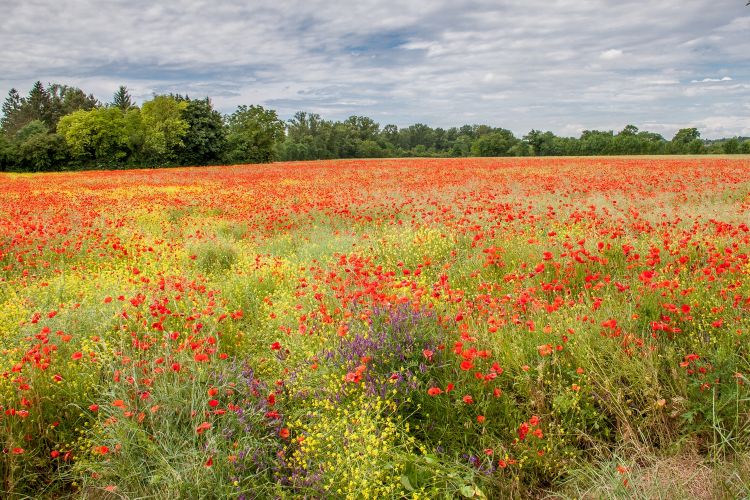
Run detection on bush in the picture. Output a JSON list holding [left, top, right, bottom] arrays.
[[189, 239, 238, 273]]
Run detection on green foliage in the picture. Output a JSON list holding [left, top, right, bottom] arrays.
[[672, 127, 701, 145], [345, 115, 380, 141], [524, 129, 557, 156], [669, 128, 704, 154], [123, 107, 147, 163], [176, 97, 226, 165], [10, 119, 69, 171], [0, 134, 16, 171], [46, 84, 99, 129], [57, 108, 129, 166], [721, 137, 741, 154], [450, 135, 473, 157], [283, 111, 332, 160], [2, 80, 749, 172], [141, 95, 189, 165], [470, 129, 519, 156], [224, 105, 285, 164], [580, 130, 614, 155], [1, 82, 97, 138], [25, 81, 53, 127], [189, 239, 238, 273], [16, 132, 69, 171], [400, 123, 436, 150], [357, 139, 385, 158], [72, 359, 280, 498], [15, 119, 49, 142], [111, 85, 134, 112], [1, 88, 24, 137]]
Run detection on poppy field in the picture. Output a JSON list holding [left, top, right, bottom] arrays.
[[1, 157, 750, 498]]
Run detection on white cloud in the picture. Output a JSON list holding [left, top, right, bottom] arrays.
[[691, 76, 733, 83], [0, 1, 748, 138], [680, 116, 750, 138], [600, 49, 623, 60]]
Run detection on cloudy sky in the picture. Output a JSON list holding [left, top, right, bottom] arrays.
[[2, 0, 749, 138]]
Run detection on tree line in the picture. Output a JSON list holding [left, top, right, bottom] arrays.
[[1, 82, 748, 172]]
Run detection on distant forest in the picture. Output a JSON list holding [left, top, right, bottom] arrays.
[[1, 81, 749, 172]]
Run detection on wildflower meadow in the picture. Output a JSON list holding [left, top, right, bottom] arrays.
[[1, 157, 750, 498]]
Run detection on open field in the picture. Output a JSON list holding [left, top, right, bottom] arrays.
[[1, 157, 750, 498]]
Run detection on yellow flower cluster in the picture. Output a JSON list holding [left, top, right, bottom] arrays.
[[285, 387, 407, 499]]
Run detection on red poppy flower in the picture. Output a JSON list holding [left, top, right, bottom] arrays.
[[518, 422, 530, 440]]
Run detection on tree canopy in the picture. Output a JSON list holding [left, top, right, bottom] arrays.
[[1, 81, 748, 172]]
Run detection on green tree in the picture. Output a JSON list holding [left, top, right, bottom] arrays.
[[671, 128, 702, 153], [287, 112, 323, 142], [15, 120, 49, 142], [330, 121, 359, 158], [380, 124, 399, 148], [1, 88, 24, 136], [470, 129, 518, 156], [508, 141, 531, 156], [141, 95, 189, 165], [112, 86, 134, 112], [224, 105, 285, 164], [580, 130, 614, 155], [450, 135, 472, 157], [3, 83, 97, 137], [672, 128, 700, 144], [176, 97, 226, 165], [636, 131, 666, 154], [524, 130, 557, 156], [16, 130, 68, 171], [282, 111, 334, 160], [123, 108, 146, 163], [344, 115, 379, 142], [721, 138, 740, 154], [0, 134, 17, 170], [47, 84, 98, 128], [400, 123, 435, 150], [613, 126, 643, 154], [57, 107, 129, 166], [25, 81, 53, 126], [277, 140, 312, 161], [357, 139, 384, 158]]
